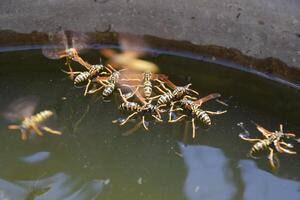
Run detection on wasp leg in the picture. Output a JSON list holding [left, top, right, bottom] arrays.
[[158, 81, 172, 93], [155, 108, 164, 120], [8, 125, 19, 130], [152, 114, 163, 122], [42, 126, 62, 135], [61, 70, 82, 80], [65, 58, 74, 77], [21, 129, 28, 140], [184, 95, 198, 100], [191, 118, 196, 138], [168, 110, 186, 123], [186, 84, 199, 95], [98, 79, 109, 87], [248, 149, 261, 159], [142, 116, 149, 131], [275, 141, 296, 154], [88, 86, 104, 94], [106, 64, 116, 72], [118, 88, 128, 102], [84, 79, 92, 96], [268, 147, 278, 170], [205, 110, 227, 115], [31, 125, 44, 136], [239, 135, 261, 142], [148, 95, 161, 100], [124, 87, 140, 100], [284, 132, 297, 138], [154, 85, 167, 94], [168, 101, 183, 122], [279, 141, 294, 148], [120, 112, 138, 126], [168, 102, 185, 122], [61, 70, 82, 75]]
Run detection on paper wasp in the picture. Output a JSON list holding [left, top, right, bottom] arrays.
[[87, 67, 132, 98], [5, 96, 62, 140], [239, 124, 297, 169], [153, 78, 199, 105], [117, 89, 166, 132], [42, 31, 90, 76], [63, 60, 114, 96], [169, 93, 226, 138], [115, 72, 168, 99]]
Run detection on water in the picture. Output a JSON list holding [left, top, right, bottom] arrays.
[[0, 48, 299, 200]]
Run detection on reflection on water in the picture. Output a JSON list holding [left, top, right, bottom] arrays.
[[179, 143, 236, 200], [239, 160, 300, 200], [0, 49, 299, 199], [0, 173, 107, 200], [20, 151, 50, 164]]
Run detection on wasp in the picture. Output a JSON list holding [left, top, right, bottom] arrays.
[[88, 68, 128, 98], [169, 93, 226, 138], [5, 96, 62, 140], [42, 31, 90, 76], [153, 78, 199, 105], [117, 89, 166, 132], [118, 72, 168, 99], [239, 124, 297, 169], [63, 61, 114, 96]]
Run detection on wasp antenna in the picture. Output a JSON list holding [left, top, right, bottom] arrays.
[[107, 64, 116, 72], [187, 88, 199, 95], [279, 124, 283, 132]]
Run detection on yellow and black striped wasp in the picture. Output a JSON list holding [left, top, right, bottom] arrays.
[[113, 72, 168, 99], [153, 77, 199, 106], [116, 88, 166, 134], [168, 93, 226, 138], [239, 124, 297, 170], [4, 96, 62, 140], [42, 30, 90, 78], [63, 60, 114, 96]]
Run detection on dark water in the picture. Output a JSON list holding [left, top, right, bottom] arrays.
[[0, 48, 299, 200]]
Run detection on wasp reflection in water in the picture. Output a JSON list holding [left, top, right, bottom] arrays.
[[4, 96, 62, 140]]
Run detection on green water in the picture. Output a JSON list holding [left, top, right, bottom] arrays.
[[0, 49, 299, 200]]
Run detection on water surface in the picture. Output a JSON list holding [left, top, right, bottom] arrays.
[[0, 48, 299, 200]]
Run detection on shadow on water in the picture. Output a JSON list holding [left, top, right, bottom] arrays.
[[0, 47, 299, 199]]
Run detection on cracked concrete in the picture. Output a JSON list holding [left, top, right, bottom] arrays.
[[0, 0, 299, 68]]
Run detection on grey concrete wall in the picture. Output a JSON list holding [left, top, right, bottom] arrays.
[[0, 0, 299, 68]]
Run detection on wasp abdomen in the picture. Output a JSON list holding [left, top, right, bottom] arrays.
[[31, 110, 53, 124], [144, 81, 152, 98], [103, 84, 115, 97], [251, 139, 271, 154], [195, 109, 211, 125], [120, 102, 140, 111], [158, 93, 174, 105], [74, 71, 90, 85]]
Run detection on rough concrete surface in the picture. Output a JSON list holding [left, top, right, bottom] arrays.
[[0, 0, 299, 68]]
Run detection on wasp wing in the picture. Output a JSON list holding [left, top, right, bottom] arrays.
[[255, 124, 274, 138], [42, 31, 68, 59], [193, 93, 221, 106], [70, 31, 88, 52], [4, 96, 39, 121]]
